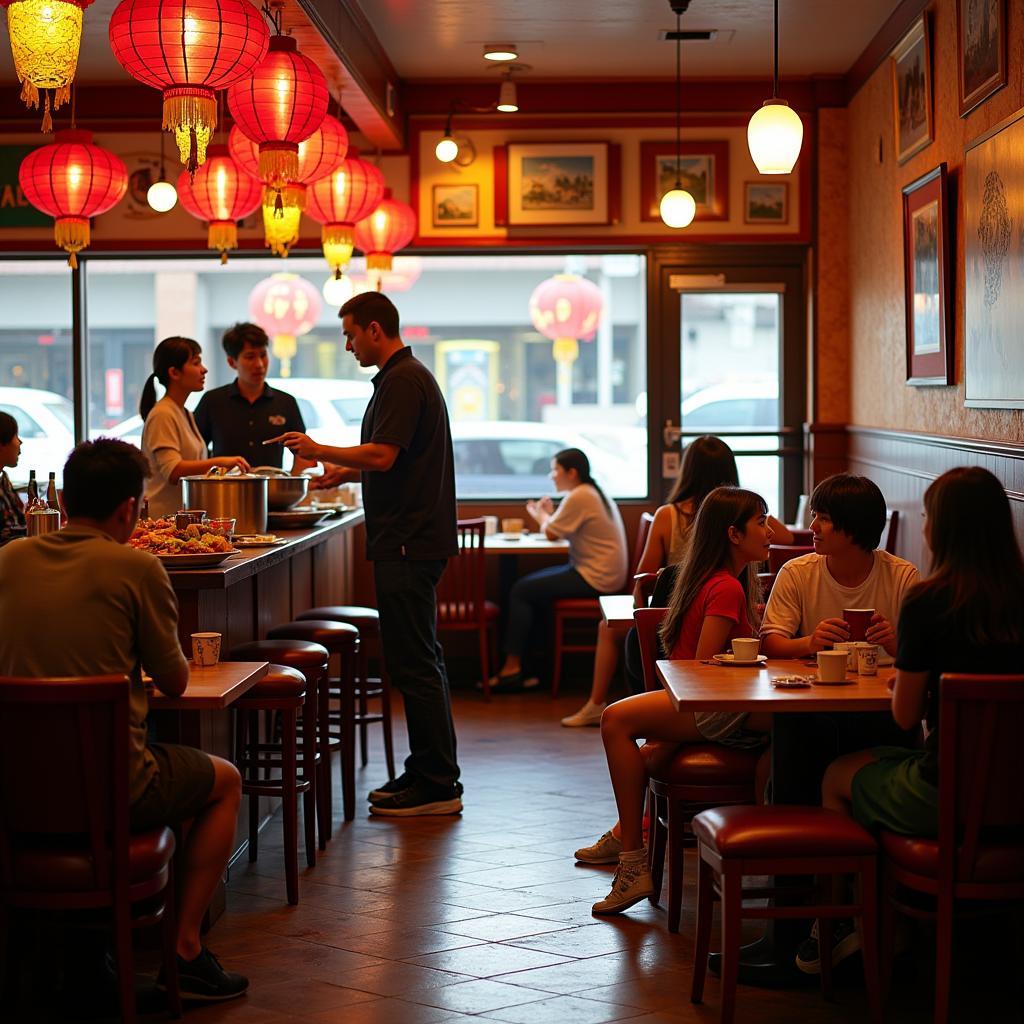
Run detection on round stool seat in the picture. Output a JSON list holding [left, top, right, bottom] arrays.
[[296, 606, 379, 637], [692, 805, 877, 859], [269, 620, 359, 650], [642, 741, 762, 785], [239, 664, 306, 701], [230, 639, 329, 673]]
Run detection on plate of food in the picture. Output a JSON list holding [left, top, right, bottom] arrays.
[[155, 549, 239, 568], [268, 509, 331, 528], [130, 521, 237, 563], [712, 653, 768, 666], [232, 534, 288, 547]]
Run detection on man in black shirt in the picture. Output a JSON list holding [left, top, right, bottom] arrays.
[[193, 323, 315, 473], [270, 293, 462, 817]]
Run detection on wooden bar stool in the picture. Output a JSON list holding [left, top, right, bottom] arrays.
[[232, 664, 311, 905], [296, 605, 395, 779], [229, 640, 329, 850], [690, 805, 882, 1024], [267, 620, 360, 824]]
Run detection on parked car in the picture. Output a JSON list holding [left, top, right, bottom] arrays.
[[0, 387, 76, 486]]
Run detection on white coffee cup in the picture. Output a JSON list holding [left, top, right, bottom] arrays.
[[816, 649, 849, 683], [191, 632, 222, 667], [833, 641, 858, 671], [855, 642, 879, 676], [483, 515, 499, 536], [731, 637, 760, 661]]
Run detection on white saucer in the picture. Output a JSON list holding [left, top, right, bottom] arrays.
[[713, 653, 768, 666]]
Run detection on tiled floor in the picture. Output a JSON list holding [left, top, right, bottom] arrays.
[[179, 692, 1011, 1023]]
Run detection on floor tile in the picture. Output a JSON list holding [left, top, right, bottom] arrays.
[[479, 993, 646, 1024], [408, 942, 574, 979], [413, 978, 554, 1015]]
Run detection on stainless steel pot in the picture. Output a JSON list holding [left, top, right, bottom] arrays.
[[253, 466, 309, 511], [182, 473, 268, 534]]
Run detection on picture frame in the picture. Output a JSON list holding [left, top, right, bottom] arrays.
[[432, 183, 478, 228], [957, 0, 1006, 117], [640, 140, 728, 222], [891, 15, 933, 165], [496, 142, 618, 227], [902, 164, 953, 386], [743, 182, 788, 225]]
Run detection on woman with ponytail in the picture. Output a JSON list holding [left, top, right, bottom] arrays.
[[489, 447, 628, 691], [140, 337, 250, 517]]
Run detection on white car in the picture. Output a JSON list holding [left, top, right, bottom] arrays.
[[0, 387, 76, 487]]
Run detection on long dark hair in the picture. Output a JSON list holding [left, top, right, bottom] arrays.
[[139, 336, 202, 419], [555, 447, 611, 514], [666, 434, 740, 514], [0, 410, 17, 446], [660, 486, 767, 653], [913, 467, 1024, 645]]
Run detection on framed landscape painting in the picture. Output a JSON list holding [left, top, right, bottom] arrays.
[[432, 184, 478, 227], [902, 164, 952, 386], [744, 182, 788, 224], [640, 141, 728, 222], [501, 142, 613, 226], [891, 15, 933, 165], [957, 0, 1006, 117]]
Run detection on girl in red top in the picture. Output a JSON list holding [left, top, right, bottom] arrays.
[[582, 487, 773, 916]]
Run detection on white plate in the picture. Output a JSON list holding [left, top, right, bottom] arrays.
[[155, 549, 238, 568], [268, 510, 331, 528], [713, 653, 768, 666], [232, 535, 288, 548]]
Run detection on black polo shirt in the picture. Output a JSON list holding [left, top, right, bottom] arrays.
[[193, 381, 305, 468], [361, 346, 457, 561]]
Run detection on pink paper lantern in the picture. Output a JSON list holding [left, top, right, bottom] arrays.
[[528, 273, 603, 364], [248, 272, 322, 376]]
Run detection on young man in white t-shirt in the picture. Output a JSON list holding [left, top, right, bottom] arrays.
[[761, 474, 919, 661]]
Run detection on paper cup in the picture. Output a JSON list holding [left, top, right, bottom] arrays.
[[833, 641, 858, 671], [731, 637, 760, 661], [501, 517, 524, 536], [191, 632, 221, 667], [855, 642, 879, 676], [816, 649, 849, 683], [483, 515, 499, 536], [842, 608, 874, 642]]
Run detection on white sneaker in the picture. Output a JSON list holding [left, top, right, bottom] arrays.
[[574, 830, 623, 864], [592, 850, 654, 915], [561, 701, 606, 727]]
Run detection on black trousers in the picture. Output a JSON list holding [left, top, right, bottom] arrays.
[[373, 558, 460, 789]]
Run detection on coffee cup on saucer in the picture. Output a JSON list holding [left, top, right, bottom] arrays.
[[816, 649, 849, 683], [731, 637, 760, 661]]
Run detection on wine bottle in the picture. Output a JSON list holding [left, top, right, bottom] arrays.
[[26, 470, 38, 506], [46, 471, 59, 511]]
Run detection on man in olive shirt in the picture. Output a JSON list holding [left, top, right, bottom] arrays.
[[271, 292, 461, 817], [0, 439, 248, 1003]]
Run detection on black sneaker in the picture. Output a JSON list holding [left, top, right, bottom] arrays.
[[157, 947, 248, 1002], [795, 919, 861, 975], [369, 779, 463, 817], [368, 771, 415, 803]]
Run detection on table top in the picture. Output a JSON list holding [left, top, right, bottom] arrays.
[[148, 661, 269, 710], [484, 532, 569, 554], [599, 593, 636, 628], [657, 658, 894, 713]]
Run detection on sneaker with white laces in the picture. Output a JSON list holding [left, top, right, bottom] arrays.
[[574, 829, 623, 864], [561, 701, 606, 727], [591, 850, 654, 915], [795, 918, 861, 975]]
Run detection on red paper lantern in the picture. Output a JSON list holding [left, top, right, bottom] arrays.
[[108, 0, 268, 172], [227, 34, 329, 190], [248, 272, 321, 376], [305, 150, 385, 276], [176, 143, 261, 262], [353, 190, 416, 272], [528, 273, 604, 365], [18, 128, 127, 267]]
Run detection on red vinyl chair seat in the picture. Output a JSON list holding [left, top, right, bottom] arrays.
[[297, 605, 380, 637], [880, 829, 1024, 884], [268, 620, 359, 650], [240, 664, 306, 700], [554, 597, 601, 614], [642, 742, 762, 786], [230, 639, 329, 673]]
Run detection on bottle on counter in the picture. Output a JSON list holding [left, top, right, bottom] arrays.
[[46, 471, 59, 511], [141, 497, 150, 521], [26, 470, 38, 509]]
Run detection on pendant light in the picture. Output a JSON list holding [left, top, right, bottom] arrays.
[[147, 127, 178, 213], [659, 0, 696, 229], [747, 0, 803, 174]]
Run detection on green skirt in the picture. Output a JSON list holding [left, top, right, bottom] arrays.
[[850, 746, 939, 838]]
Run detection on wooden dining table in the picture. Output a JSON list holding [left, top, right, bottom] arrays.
[[148, 660, 270, 710]]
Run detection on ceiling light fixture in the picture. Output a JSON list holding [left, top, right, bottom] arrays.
[[434, 104, 476, 165], [496, 70, 518, 112], [483, 43, 517, 61], [660, 0, 696, 229], [747, 0, 803, 174], [146, 125, 178, 213]]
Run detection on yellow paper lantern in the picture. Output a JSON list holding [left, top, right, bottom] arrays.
[[261, 186, 302, 257]]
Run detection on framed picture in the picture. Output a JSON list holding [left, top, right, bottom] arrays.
[[957, 0, 1006, 117], [964, 107, 1024, 407], [891, 15, 933, 165], [496, 142, 617, 227], [744, 182, 788, 225], [432, 184, 478, 228], [640, 140, 728, 222], [902, 164, 952, 386]]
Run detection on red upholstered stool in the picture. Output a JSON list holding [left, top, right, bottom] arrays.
[[296, 605, 395, 778], [690, 806, 882, 1024], [232, 665, 311, 905], [229, 640, 329, 850], [267, 621, 359, 824], [641, 741, 760, 933]]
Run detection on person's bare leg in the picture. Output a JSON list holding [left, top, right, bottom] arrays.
[[495, 654, 521, 677], [176, 756, 242, 960], [821, 749, 877, 815], [587, 623, 628, 705]]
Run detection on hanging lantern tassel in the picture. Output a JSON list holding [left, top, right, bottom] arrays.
[[262, 190, 301, 257], [54, 216, 88, 269], [271, 333, 297, 378], [366, 252, 393, 272], [163, 87, 216, 173], [321, 223, 354, 275], [259, 142, 299, 191], [207, 220, 237, 264], [552, 337, 579, 365]]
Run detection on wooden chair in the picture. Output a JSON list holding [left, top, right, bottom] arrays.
[[550, 510, 655, 697], [0, 674, 181, 1023], [436, 518, 499, 697], [768, 543, 814, 575], [785, 508, 898, 554], [879, 673, 1024, 1021]]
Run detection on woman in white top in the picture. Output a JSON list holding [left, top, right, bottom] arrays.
[[490, 448, 628, 691], [139, 336, 250, 519]]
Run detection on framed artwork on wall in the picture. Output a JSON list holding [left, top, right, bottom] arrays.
[[957, 0, 1006, 117], [640, 140, 728, 222], [902, 164, 952, 387], [432, 184, 478, 228], [743, 182, 788, 224], [964, 107, 1024, 407], [891, 15, 933, 165]]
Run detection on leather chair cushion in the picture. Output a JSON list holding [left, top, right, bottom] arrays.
[[12, 826, 175, 892], [268, 620, 359, 649], [240, 664, 306, 700], [642, 741, 761, 785], [553, 598, 601, 614], [880, 830, 1024, 883], [297, 606, 380, 635], [230, 639, 329, 672], [438, 600, 499, 621], [693, 806, 877, 858]]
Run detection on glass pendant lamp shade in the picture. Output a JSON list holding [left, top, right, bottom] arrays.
[[747, 98, 803, 174], [659, 187, 696, 228], [435, 136, 458, 163], [147, 178, 177, 212]]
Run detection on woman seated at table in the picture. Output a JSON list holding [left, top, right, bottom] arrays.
[[489, 448, 628, 691], [576, 486, 774, 916], [0, 411, 26, 542], [798, 467, 1024, 974], [140, 336, 250, 519]]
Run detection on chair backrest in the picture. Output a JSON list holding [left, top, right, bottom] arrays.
[[436, 518, 487, 624], [633, 572, 659, 605], [634, 606, 668, 693], [0, 674, 130, 894], [629, 511, 656, 579], [881, 509, 899, 554], [938, 674, 1024, 884], [768, 543, 814, 575]]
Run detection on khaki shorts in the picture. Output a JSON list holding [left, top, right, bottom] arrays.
[[130, 742, 215, 833]]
